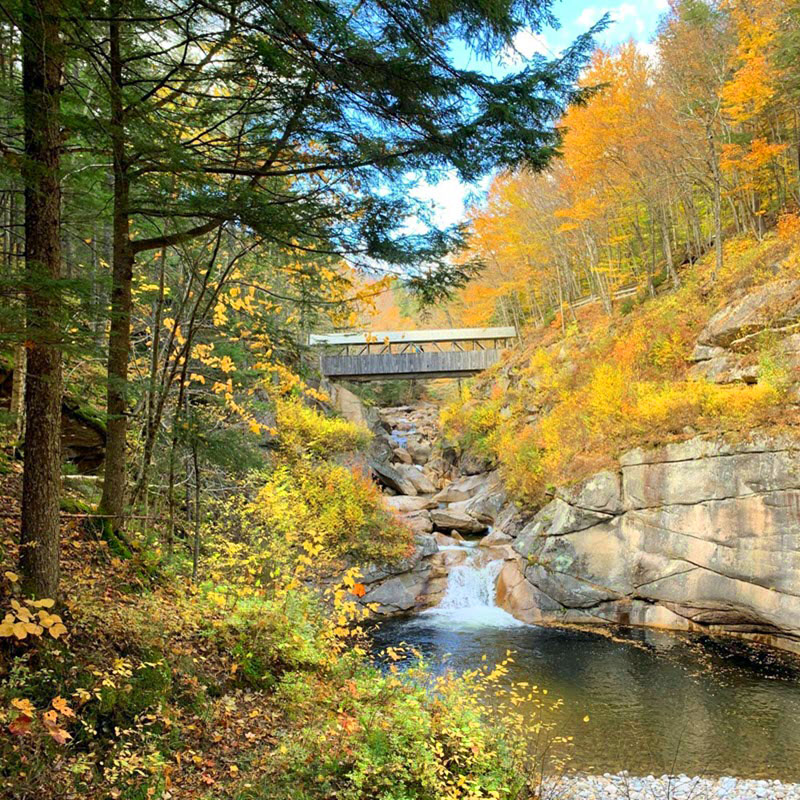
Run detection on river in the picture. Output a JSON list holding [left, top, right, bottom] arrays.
[[370, 541, 800, 781]]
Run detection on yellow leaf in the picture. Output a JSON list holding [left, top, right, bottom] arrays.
[[12, 698, 35, 715], [4, 571, 18, 582], [13, 622, 28, 640], [49, 623, 67, 639]]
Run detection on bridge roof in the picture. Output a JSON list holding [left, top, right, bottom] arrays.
[[309, 326, 516, 346]]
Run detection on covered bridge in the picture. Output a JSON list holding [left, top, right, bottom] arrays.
[[309, 327, 517, 382]]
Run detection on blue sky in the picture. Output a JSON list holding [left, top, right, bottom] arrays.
[[413, 0, 671, 228]]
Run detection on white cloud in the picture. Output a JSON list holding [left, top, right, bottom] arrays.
[[578, 3, 646, 37], [636, 39, 659, 63], [513, 29, 556, 58], [501, 29, 558, 65], [577, 7, 603, 28]]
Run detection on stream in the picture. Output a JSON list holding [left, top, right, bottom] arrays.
[[371, 541, 800, 781]]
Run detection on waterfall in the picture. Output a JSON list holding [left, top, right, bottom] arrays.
[[420, 544, 523, 628], [438, 556, 503, 610]]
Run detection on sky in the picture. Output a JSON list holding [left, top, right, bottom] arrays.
[[411, 0, 672, 229]]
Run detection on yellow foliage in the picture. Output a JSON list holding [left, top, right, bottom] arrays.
[[274, 398, 372, 458]]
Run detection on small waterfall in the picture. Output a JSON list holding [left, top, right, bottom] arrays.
[[420, 545, 522, 628], [438, 556, 503, 610]]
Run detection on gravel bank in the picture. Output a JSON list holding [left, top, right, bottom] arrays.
[[547, 773, 800, 800]]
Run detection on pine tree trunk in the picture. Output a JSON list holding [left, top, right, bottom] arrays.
[[20, 0, 63, 599], [100, 2, 133, 527]]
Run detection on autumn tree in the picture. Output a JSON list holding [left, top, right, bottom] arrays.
[[65, 0, 604, 533]]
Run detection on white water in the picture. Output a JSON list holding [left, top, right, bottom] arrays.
[[418, 544, 523, 629]]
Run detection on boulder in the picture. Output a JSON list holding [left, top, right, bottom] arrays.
[[430, 508, 486, 534], [430, 548, 469, 569], [385, 495, 436, 513], [395, 464, 437, 495], [393, 447, 413, 464], [433, 473, 493, 503], [362, 571, 430, 613], [406, 435, 432, 465], [478, 529, 513, 547], [401, 510, 434, 535], [459, 450, 494, 475], [369, 459, 417, 496]]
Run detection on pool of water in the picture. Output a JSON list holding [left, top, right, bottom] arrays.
[[371, 608, 800, 779]]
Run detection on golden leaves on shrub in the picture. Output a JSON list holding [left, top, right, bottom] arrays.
[[0, 598, 67, 640], [7, 696, 75, 745]]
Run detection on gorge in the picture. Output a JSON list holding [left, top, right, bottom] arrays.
[[332, 394, 800, 786]]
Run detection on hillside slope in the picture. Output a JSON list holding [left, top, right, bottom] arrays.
[[442, 229, 800, 651]]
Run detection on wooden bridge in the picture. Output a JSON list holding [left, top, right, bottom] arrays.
[[310, 327, 517, 382]]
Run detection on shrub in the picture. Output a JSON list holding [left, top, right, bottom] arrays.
[[275, 398, 372, 459], [251, 458, 414, 572]]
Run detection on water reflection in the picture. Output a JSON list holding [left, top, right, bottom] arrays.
[[370, 619, 800, 779]]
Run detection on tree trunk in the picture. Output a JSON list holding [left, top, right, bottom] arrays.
[[660, 214, 679, 289], [11, 344, 26, 440], [708, 124, 723, 281], [20, 0, 63, 599], [100, 2, 133, 527]]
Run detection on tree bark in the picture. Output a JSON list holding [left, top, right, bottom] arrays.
[[707, 123, 723, 281], [11, 344, 26, 440], [20, 0, 63, 599], [100, 1, 133, 526]]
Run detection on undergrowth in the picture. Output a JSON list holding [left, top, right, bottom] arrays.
[[0, 400, 567, 799]]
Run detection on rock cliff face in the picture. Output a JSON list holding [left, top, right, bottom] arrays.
[[498, 435, 800, 652]]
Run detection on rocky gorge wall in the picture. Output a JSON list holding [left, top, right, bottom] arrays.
[[498, 435, 800, 652]]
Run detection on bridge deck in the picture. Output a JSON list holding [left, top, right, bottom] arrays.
[[313, 327, 516, 382]]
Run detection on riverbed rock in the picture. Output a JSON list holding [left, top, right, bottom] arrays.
[[369, 460, 418, 496], [478, 529, 513, 547], [401, 510, 434, 535], [393, 447, 413, 464], [395, 464, 437, 494], [385, 495, 436, 513], [406, 435, 432, 465], [430, 508, 487, 534], [434, 532, 463, 547], [502, 435, 800, 651], [434, 473, 493, 503]]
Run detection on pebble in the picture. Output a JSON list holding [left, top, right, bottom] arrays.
[[547, 773, 800, 799]]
